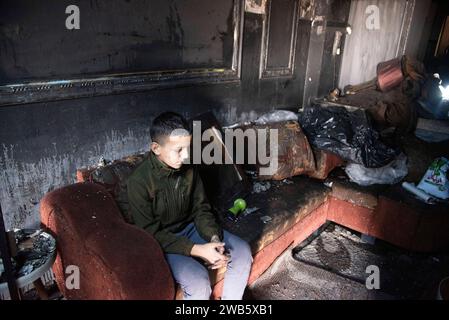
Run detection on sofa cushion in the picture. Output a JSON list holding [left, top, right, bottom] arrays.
[[76, 153, 149, 223], [238, 121, 317, 181], [219, 176, 330, 253]]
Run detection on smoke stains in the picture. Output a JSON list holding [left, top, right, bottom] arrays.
[[0, 128, 149, 230]]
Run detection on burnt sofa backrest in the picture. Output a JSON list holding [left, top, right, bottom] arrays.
[[76, 152, 150, 224]]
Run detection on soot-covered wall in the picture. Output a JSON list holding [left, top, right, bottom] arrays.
[[0, 0, 350, 229]]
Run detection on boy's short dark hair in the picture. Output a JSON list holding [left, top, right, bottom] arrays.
[[150, 112, 191, 144]]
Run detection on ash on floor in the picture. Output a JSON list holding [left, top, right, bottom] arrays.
[[247, 223, 449, 300], [21, 282, 64, 300]]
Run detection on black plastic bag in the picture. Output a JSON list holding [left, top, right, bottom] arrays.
[[298, 105, 399, 168]]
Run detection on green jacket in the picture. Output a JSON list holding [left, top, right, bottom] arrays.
[[127, 151, 223, 256]]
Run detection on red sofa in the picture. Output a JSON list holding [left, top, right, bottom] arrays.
[[39, 122, 449, 300], [40, 182, 175, 299], [41, 172, 449, 300]]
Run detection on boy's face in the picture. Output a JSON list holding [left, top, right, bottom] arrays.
[[151, 133, 191, 169]]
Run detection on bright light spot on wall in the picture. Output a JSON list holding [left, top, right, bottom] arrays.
[[346, 26, 352, 35], [440, 85, 449, 101]]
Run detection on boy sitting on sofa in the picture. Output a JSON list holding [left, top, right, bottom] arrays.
[[127, 112, 253, 300]]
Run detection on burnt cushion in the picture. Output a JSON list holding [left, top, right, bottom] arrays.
[[76, 153, 149, 223], [219, 176, 330, 253], [239, 121, 316, 181]]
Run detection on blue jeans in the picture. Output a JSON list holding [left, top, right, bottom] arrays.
[[165, 223, 253, 300]]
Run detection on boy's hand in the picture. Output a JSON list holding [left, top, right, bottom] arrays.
[[211, 234, 224, 254], [209, 234, 231, 269], [208, 250, 231, 269], [190, 242, 229, 266], [208, 258, 229, 270]]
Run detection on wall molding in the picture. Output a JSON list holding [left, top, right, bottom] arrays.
[[0, 0, 244, 107], [259, 0, 300, 79], [396, 0, 416, 57]]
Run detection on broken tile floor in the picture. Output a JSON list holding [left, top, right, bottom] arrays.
[[18, 223, 449, 300], [247, 223, 449, 300]]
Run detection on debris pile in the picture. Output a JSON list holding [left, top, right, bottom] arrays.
[[0, 229, 56, 282]]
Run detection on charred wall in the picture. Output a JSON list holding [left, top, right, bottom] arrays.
[[0, 0, 350, 229]]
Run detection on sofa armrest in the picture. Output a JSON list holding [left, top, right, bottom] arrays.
[[41, 182, 175, 300]]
